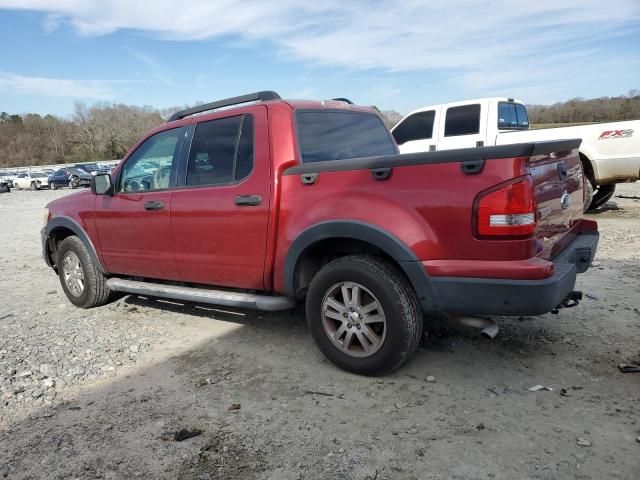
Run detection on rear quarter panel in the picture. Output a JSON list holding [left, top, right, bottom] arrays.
[[273, 157, 537, 292]]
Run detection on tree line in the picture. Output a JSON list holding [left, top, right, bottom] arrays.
[[1, 91, 638, 168]]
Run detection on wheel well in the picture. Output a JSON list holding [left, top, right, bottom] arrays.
[[293, 238, 397, 298], [579, 153, 595, 185], [46, 227, 75, 268]]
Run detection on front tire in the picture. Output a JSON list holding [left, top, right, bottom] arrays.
[[70, 176, 79, 189], [306, 255, 423, 376], [57, 236, 110, 309]]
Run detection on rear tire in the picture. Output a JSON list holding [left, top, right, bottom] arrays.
[[58, 236, 110, 309], [590, 184, 616, 210], [51, 183, 58, 190], [583, 179, 594, 212], [306, 255, 423, 376]]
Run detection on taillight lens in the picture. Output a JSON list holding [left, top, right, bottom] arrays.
[[476, 176, 537, 237]]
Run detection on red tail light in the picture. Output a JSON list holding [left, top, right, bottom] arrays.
[[475, 176, 537, 238]]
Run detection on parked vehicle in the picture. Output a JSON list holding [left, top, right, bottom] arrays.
[[41, 91, 599, 375], [48, 169, 71, 190], [74, 163, 110, 176], [0, 171, 18, 187], [391, 97, 640, 211], [66, 167, 93, 188], [13, 171, 50, 190]]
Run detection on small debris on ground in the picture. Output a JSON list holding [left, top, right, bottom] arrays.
[[173, 428, 203, 442], [577, 438, 592, 447], [426, 375, 436, 382], [618, 364, 640, 373], [228, 403, 241, 411], [528, 385, 553, 392]]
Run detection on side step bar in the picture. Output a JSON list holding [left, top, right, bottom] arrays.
[[106, 278, 295, 312]]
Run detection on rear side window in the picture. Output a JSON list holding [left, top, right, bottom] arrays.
[[392, 111, 435, 145], [296, 111, 397, 163], [498, 102, 529, 130], [186, 114, 254, 187], [444, 104, 481, 137]]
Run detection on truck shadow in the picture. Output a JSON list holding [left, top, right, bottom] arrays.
[[1, 292, 634, 479]]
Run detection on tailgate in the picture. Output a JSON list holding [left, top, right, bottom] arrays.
[[530, 143, 584, 259]]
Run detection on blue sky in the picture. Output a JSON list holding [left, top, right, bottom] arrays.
[[1, 1, 639, 117]]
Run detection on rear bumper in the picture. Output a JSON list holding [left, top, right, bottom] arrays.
[[427, 230, 599, 316]]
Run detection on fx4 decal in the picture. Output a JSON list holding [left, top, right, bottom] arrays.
[[599, 129, 634, 140]]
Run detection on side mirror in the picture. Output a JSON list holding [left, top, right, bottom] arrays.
[[91, 173, 114, 195]]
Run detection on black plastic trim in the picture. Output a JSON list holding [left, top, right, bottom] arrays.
[[168, 91, 280, 122], [283, 139, 582, 176], [430, 231, 599, 316], [283, 220, 439, 311], [42, 217, 107, 273]]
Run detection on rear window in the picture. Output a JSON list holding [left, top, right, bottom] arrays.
[[296, 111, 397, 163], [392, 111, 435, 145], [498, 102, 529, 130], [444, 104, 481, 137]]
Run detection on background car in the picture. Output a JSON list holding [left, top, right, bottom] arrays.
[[65, 167, 93, 188], [74, 163, 110, 176], [48, 169, 72, 190], [0, 171, 18, 187], [13, 171, 50, 190]]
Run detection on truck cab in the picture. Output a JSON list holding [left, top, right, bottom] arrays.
[[391, 97, 529, 153]]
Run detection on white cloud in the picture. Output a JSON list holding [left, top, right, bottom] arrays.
[[0, 71, 120, 99], [0, 0, 639, 102]]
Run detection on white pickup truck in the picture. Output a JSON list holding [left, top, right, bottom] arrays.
[[391, 97, 640, 210]]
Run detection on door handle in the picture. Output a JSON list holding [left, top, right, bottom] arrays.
[[144, 200, 164, 211], [234, 194, 262, 206]]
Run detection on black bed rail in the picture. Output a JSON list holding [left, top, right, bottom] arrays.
[[283, 139, 582, 176], [168, 91, 281, 122]]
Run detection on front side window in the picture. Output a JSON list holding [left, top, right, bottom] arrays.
[[392, 111, 435, 145], [296, 111, 397, 163], [498, 102, 529, 130], [186, 114, 254, 187], [444, 104, 481, 137], [119, 126, 186, 193]]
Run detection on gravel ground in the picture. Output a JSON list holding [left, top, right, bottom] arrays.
[[0, 184, 639, 480]]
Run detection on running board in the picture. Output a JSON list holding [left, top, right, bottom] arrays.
[[106, 278, 295, 311]]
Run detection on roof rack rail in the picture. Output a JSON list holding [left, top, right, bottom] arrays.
[[168, 91, 281, 122], [331, 97, 354, 104]]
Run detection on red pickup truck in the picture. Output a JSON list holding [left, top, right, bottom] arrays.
[[42, 91, 599, 376]]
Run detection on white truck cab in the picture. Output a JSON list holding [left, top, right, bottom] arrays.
[[392, 97, 640, 210]]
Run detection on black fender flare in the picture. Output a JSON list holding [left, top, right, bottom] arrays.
[[42, 216, 106, 273], [283, 220, 439, 312]]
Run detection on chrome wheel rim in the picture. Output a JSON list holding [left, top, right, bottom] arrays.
[[321, 282, 386, 358], [62, 251, 85, 297]]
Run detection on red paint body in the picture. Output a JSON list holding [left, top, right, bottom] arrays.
[[46, 99, 594, 295]]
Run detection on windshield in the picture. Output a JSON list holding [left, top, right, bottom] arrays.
[[498, 102, 529, 130], [296, 110, 397, 163]]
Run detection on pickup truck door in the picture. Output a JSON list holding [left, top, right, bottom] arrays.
[[392, 108, 440, 154], [170, 107, 271, 290], [436, 103, 488, 150], [94, 125, 188, 280]]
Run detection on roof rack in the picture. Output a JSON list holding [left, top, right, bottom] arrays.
[[331, 97, 354, 104], [168, 91, 281, 122]]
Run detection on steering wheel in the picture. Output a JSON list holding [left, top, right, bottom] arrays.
[[153, 165, 171, 190]]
